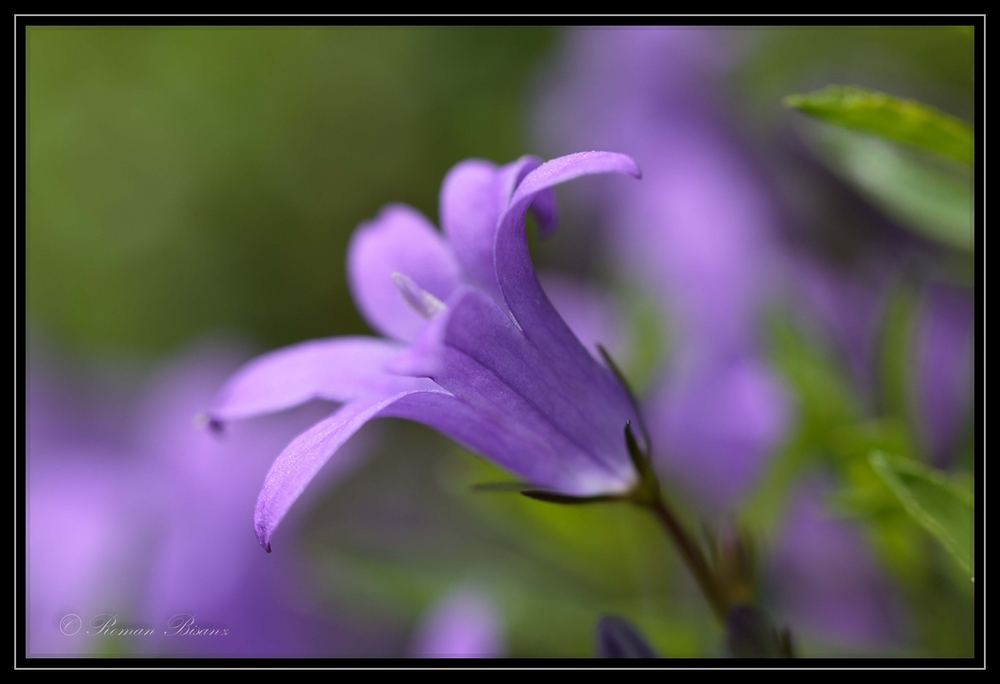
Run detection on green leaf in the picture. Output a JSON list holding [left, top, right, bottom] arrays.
[[868, 451, 973, 575], [784, 86, 973, 165], [809, 125, 972, 251]]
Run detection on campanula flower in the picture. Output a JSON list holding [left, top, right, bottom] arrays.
[[208, 151, 644, 552]]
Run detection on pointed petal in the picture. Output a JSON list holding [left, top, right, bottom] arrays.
[[495, 151, 640, 339], [254, 390, 439, 551], [491, 157, 642, 437], [209, 336, 436, 423], [499, 155, 558, 236], [440, 159, 504, 298], [445, 163, 640, 475], [439, 156, 554, 300], [347, 204, 461, 343], [254, 379, 625, 551]]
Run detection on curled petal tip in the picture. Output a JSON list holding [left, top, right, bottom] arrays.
[[609, 152, 641, 179], [194, 412, 226, 436], [254, 518, 271, 552]]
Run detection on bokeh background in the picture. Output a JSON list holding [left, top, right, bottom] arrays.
[[26, 26, 976, 658]]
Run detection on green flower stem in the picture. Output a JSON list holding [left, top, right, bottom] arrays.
[[646, 495, 729, 623]]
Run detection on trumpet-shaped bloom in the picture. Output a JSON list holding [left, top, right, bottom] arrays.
[[209, 152, 644, 552]]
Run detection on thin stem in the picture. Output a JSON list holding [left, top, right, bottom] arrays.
[[648, 496, 728, 623]]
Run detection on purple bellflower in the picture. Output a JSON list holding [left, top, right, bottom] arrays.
[[209, 152, 644, 552]]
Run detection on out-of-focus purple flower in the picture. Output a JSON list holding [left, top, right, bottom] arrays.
[[767, 481, 901, 652], [647, 354, 791, 512], [28, 357, 155, 656], [914, 285, 973, 467], [537, 29, 776, 352], [535, 29, 790, 511], [208, 152, 645, 552], [793, 259, 891, 405], [795, 265, 973, 466], [28, 343, 376, 657], [409, 588, 505, 658], [28, 454, 154, 656], [132, 346, 368, 656]]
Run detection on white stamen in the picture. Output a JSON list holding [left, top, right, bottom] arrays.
[[392, 272, 447, 320]]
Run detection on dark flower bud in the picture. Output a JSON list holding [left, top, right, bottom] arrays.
[[595, 615, 658, 658]]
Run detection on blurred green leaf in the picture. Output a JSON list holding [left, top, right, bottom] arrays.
[[878, 284, 920, 433], [808, 125, 972, 251], [784, 86, 973, 165], [739, 28, 974, 128], [868, 451, 973, 575]]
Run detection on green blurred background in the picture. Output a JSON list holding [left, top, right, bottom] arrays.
[[28, 26, 973, 359], [28, 27, 555, 356]]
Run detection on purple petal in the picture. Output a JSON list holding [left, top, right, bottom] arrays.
[[347, 204, 461, 343], [209, 336, 435, 423], [499, 156, 558, 236], [254, 390, 442, 551], [254, 373, 634, 550], [396, 379, 632, 495], [439, 156, 554, 301], [404, 287, 638, 494], [494, 152, 639, 355], [440, 159, 506, 299]]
